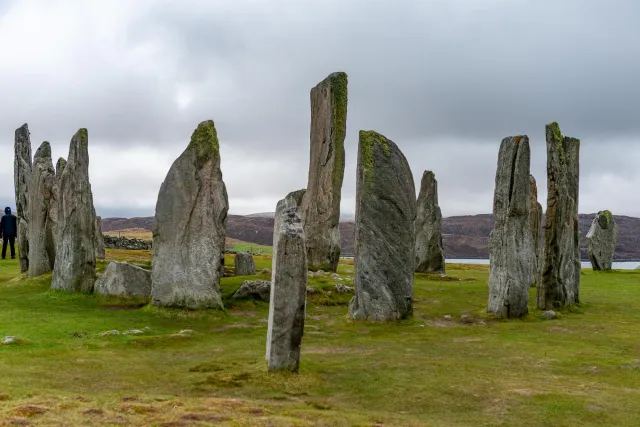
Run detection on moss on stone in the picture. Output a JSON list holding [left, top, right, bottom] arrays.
[[189, 120, 219, 163], [330, 72, 348, 190], [598, 210, 614, 229], [77, 128, 88, 149], [360, 130, 391, 188], [547, 122, 565, 163]]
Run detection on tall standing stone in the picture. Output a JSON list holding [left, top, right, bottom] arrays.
[[529, 175, 543, 287], [94, 214, 105, 259], [49, 157, 66, 254], [266, 189, 307, 372], [414, 170, 445, 274], [301, 72, 348, 273], [349, 131, 416, 321], [537, 122, 581, 309], [14, 124, 32, 273], [51, 129, 97, 293], [488, 136, 535, 318], [586, 210, 618, 271], [151, 120, 229, 309], [27, 142, 56, 277]]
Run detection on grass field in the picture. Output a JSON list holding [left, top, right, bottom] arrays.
[[1, 251, 640, 426]]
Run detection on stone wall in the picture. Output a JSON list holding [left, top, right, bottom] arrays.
[[103, 235, 152, 250]]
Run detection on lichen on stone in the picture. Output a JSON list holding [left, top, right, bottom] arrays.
[[77, 128, 88, 149], [189, 120, 219, 163], [330, 72, 348, 190], [547, 122, 565, 163]]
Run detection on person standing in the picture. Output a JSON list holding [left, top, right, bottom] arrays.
[[1, 207, 18, 260]]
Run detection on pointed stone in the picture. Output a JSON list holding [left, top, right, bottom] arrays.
[[51, 129, 97, 293], [151, 120, 229, 309], [488, 136, 535, 318], [349, 131, 416, 321], [48, 157, 66, 253], [301, 72, 348, 273], [94, 215, 105, 259], [266, 189, 307, 372], [587, 210, 618, 271], [537, 122, 581, 309], [415, 170, 445, 274], [14, 124, 32, 273], [27, 142, 56, 277]]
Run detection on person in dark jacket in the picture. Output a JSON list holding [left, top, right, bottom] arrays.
[[0, 207, 18, 260]]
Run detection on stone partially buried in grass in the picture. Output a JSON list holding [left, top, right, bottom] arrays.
[[349, 131, 416, 321], [266, 190, 308, 372], [94, 261, 152, 297], [151, 120, 229, 309], [234, 252, 256, 276]]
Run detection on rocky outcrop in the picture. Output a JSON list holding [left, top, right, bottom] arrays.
[[234, 252, 256, 276], [103, 235, 152, 250], [301, 72, 348, 273], [27, 142, 56, 277], [488, 136, 535, 318], [233, 280, 271, 301], [94, 215, 105, 259], [48, 158, 66, 255], [94, 261, 151, 297], [586, 210, 618, 270], [414, 170, 445, 274], [51, 129, 97, 293], [266, 190, 307, 372], [530, 175, 543, 283], [537, 122, 581, 309], [349, 131, 416, 321], [14, 124, 32, 273], [151, 120, 229, 309]]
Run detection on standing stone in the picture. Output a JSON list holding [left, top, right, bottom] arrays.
[[414, 170, 445, 274], [586, 210, 618, 271], [51, 129, 97, 293], [529, 175, 543, 287], [151, 120, 229, 309], [266, 189, 307, 372], [349, 131, 416, 321], [49, 158, 66, 251], [488, 136, 535, 318], [94, 214, 105, 259], [234, 252, 256, 276], [537, 122, 581, 309], [27, 142, 56, 277], [301, 72, 348, 273], [14, 124, 32, 273]]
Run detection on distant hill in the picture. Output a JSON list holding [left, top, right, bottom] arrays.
[[101, 213, 640, 261]]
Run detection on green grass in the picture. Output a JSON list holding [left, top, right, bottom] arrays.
[[1, 251, 640, 426]]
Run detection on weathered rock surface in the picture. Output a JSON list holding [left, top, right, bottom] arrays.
[[537, 122, 581, 309], [488, 136, 535, 318], [266, 190, 307, 372], [28, 142, 56, 277], [301, 72, 348, 273], [151, 120, 229, 309], [94, 214, 105, 259], [14, 124, 32, 273], [234, 252, 256, 276], [415, 170, 445, 274], [587, 210, 618, 270], [49, 158, 66, 250], [530, 175, 543, 285], [94, 261, 152, 297], [51, 129, 97, 293], [349, 131, 416, 321], [233, 280, 271, 301]]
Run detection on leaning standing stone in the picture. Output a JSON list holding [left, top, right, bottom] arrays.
[[537, 122, 581, 309], [301, 72, 348, 273], [14, 124, 32, 273], [586, 210, 618, 271], [349, 131, 416, 321], [234, 252, 256, 276], [488, 136, 535, 318], [51, 129, 97, 293], [28, 142, 56, 277], [266, 190, 307, 372], [415, 170, 445, 274], [151, 120, 229, 309]]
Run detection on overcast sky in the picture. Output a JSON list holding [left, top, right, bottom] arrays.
[[0, 0, 638, 219]]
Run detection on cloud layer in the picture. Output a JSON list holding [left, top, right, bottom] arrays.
[[0, 0, 638, 218]]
